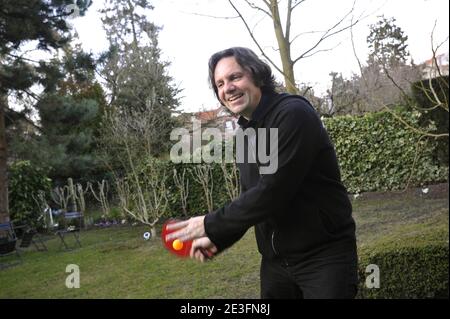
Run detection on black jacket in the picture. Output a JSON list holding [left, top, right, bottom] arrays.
[[204, 93, 356, 263]]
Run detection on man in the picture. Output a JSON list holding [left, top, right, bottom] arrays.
[[166, 47, 358, 299]]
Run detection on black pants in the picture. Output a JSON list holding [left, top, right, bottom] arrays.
[[260, 251, 358, 299]]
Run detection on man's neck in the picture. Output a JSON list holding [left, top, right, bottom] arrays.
[[240, 95, 262, 120]]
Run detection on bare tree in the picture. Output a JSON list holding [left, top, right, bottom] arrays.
[[89, 180, 111, 220], [220, 161, 240, 201], [191, 165, 214, 212], [115, 164, 168, 239], [351, 21, 449, 189], [173, 168, 190, 217], [100, 85, 172, 237], [325, 72, 361, 116], [99, 0, 179, 157], [351, 21, 449, 138], [74, 183, 89, 216], [67, 178, 77, 212], [32, 190, 51, 229], [100, 91, 169, 173], [51, 186, 70, 213], [228, 0, 364, 94]]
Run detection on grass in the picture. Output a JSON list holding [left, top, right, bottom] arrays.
[[0, 224, 262, 298], [1, 184, 448, 299], [352, 191, 449, 248]]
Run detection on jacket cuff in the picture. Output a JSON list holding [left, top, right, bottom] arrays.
[[204, 209, 227, 252]]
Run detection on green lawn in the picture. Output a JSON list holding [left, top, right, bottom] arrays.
[[1, 184, 448, 299]]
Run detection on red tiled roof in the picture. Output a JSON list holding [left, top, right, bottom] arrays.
[[195, 107, 222, 121], [423, 52, 449, 67]]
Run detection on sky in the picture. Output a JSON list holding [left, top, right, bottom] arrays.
[[71, 0, 449, 113]]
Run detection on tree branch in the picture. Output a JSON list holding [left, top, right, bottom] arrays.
[[179, 10, 239, 19], [243, 0, 272, 18], [228, 0, 286, 77], [430, 20, 449, 82], [285, 0, 292, 42], [3, 106, 41, 132], [5, 52, 42, 64], [289, 30, 323, 45], [299, 41, 342, 59], [383, 105, 448, 138], [291, 0, 306, 12], [382, 65, 415, 105], [293, 0, 360, 64], [350, 16, 368, 89]]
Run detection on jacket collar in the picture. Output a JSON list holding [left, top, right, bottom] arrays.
[[237, 92, 282, 128]]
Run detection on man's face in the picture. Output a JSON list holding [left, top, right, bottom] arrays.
[[214, 56, 262, 119]]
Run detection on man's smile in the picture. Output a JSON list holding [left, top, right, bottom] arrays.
[[228, 93, 244, 102]]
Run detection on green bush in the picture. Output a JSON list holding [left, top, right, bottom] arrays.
[[324, 110, 448, 193], [357, 224, 449, 299], [8, 160, 52, 227], [410, 75, 449, 166], [123, 108, 448, 219]]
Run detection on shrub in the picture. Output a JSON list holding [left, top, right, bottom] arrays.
[[324, 110, 448, 193], [8, 161, 52, 228], [357, 224, 449, 299]]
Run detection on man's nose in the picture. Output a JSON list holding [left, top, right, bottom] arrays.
[[224, 82, 236, 93]]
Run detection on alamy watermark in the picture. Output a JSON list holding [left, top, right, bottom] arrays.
[[365, 264, 380, 289], [65, 264, 80, 288], [170, 119, 278, 174]]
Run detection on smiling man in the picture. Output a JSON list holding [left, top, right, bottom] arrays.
[[213, 55, 262, 118], [166, 47, 358, 299]]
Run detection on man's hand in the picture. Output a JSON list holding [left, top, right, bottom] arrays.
[[190, 237, 218, 263], [165, 216, 206, 242]]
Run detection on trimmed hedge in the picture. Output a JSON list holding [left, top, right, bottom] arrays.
[[135, 108, 449, 217], [357, 244, 448, 298], [324, 109, 448, 194], [356, 222, 449, 299]]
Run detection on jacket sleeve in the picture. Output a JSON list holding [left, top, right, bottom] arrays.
[[204, 98, 325, 251]]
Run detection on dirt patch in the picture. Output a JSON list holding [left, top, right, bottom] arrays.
[[351, 182, 449, 201]]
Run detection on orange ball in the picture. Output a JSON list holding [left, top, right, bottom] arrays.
[[172, 239, 184, 251]]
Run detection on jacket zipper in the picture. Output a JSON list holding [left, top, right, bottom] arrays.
[[249, 127, 279, 257], [248, 127, 278, 255], [271, 231, 279, 256]]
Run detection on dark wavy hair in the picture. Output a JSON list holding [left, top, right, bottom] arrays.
[[208, 47, 277, 103]]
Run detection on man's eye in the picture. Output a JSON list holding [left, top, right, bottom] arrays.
[[217, 83, 223, 88]]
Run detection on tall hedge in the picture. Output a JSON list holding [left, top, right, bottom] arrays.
[[324, 110, 448, 194], [410, 75, 449, 166], [143, 108, 450, 216]]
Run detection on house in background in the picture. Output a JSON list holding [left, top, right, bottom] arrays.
[[172, 106, 239, 159], [193, 106, 239, 137], [421, 52, 449, 79]]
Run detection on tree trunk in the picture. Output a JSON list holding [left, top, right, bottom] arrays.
[[150, 226, 156, 240], [269, 1, 298, 94], [0, 94, 9, 223]]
